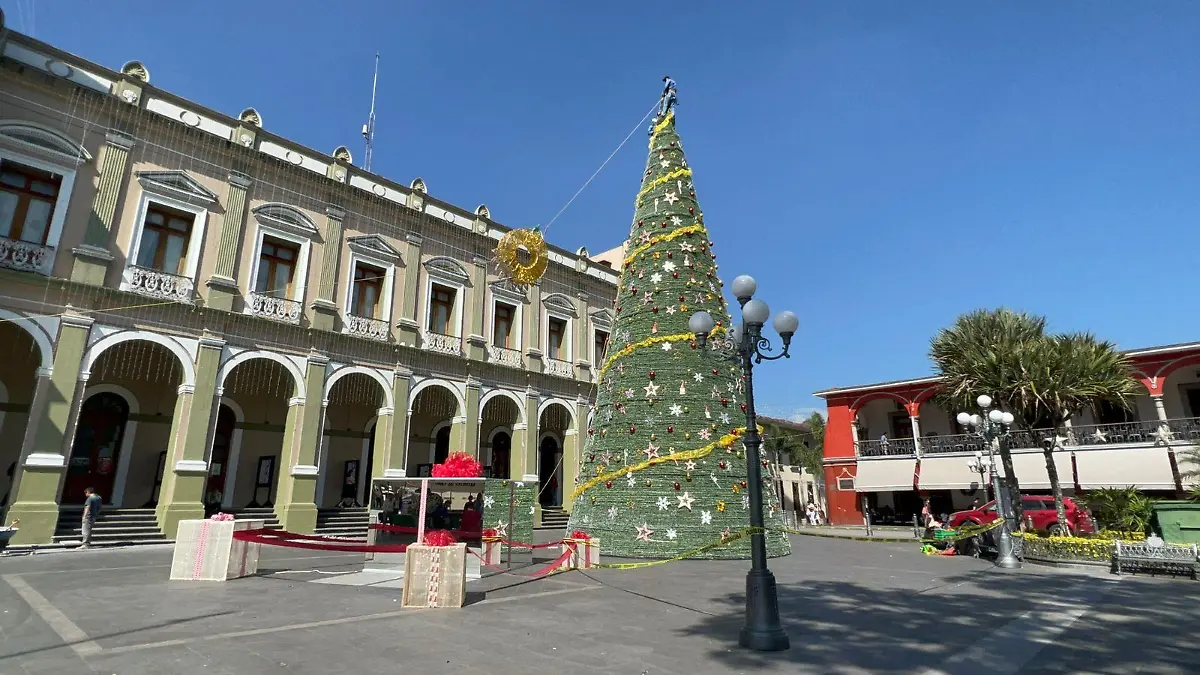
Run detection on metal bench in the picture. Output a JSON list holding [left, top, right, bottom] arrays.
[[1114, 540, 1199, 579]]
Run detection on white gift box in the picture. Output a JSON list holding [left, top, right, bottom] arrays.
[[560, 537, 600, 570], [170, 519, 263, 582], [482, 536, 503, 567], [402, 543, 467, 608]]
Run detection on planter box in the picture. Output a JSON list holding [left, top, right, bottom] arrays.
[[560, 537, 600, 570], [1154, 501, 1200, 545], [170, 519, 263, 581], [402, 544, 467, 608]]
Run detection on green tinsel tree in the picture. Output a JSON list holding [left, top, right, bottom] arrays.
[[565, 110, 790, 559]]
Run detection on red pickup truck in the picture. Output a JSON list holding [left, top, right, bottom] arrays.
[[948, 495, 1095, 535]]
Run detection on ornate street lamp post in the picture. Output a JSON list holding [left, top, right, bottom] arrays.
[[956, 395, 1022, 569], [690, 274, 798, 652], [966, 450, 988, 501]]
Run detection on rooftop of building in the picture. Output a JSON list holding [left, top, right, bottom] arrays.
[[812, 339, 1200, 398], [0, 16, 620, 286]]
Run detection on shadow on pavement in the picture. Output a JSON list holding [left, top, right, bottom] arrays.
[[0, 611, 235, 661]]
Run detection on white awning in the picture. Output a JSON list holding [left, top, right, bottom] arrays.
[[996, 451, 1073, 490], [1074, 447, 1175, 490], [918, 456, 985, 491], [854, 458, 917, 492]]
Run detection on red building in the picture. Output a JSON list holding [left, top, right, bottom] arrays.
[[814, 341, 1200, 526]]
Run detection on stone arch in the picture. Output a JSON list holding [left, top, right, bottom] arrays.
[[480, 388, 526, 425], [538, 397, 577, 428], [847, 391, 910, 416], [1137, 353, 1200, 395], [82, 330, 196, 387], [323, 365, 394, 409], [0, 119, 94, 164], [0, 309, 53, 372], [408, 378, 465, 413], [216, 349, 305, 399]]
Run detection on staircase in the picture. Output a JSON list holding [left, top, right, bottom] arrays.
[[52, 508, 168, 546], [314, 508, 370, 540], [538, 507, 570, 530], [233, 507, 281, 530]]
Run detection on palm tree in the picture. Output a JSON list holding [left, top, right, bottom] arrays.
[[930, 309, 1141, 532]]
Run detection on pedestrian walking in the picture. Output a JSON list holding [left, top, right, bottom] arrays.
[[79, 487, 102, 549]]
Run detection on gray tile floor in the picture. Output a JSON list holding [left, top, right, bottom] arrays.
[[1, 536, 1197, 674]]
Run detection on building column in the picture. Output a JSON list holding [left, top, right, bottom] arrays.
[[310, 207, 347, 332], [509, 422, 527, 482], [574, 292, 590, 381], [314, 403, 331, 509], [7, 315, 92, 544], [205, 171, 253, 311], [370, 405, 394, 488], [71, 132, 133, 286], [465, 255, 488, 360], [524, 282, 544, 373], [449, 415, 468, 457], [396, 233, 424, 346], [562, 398, 589, 514], [910, 415, 922, 457], [155, 337, 223, 538], [274, 354, 327, 533], [1151, 394, 1184, 494], [383, 369, 412, 478], [522, 389, 540, 525], [463, 378, 482, 457]]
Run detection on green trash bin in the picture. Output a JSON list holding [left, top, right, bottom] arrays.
[[1153, 501, 1200, 545]]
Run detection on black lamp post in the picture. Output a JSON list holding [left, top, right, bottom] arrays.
[[956, 396, 1022, 569], [690, 274, 797, 653]]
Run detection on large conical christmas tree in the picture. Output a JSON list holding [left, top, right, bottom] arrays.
[[565, 108, 790, 559]]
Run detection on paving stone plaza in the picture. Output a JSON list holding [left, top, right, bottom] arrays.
[[2, 534, 1198, 674]]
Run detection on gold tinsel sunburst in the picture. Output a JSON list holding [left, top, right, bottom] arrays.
[[494, 227, 549, 286]]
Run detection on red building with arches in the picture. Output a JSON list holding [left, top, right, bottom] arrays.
[[814, 341, 1200, 526]]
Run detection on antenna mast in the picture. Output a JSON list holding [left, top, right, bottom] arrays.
[[361, 52, 380, 172]]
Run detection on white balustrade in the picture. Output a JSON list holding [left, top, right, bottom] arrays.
[[487, 345, 523, 368], [346, 314, 390, 341], [126, 265, 195, 303], [420, 329, 462, 356], [544, 358, 575, 379], [247, 292, 302, 324], [0, 237, 52, 274]]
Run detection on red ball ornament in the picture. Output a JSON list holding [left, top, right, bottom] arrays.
[[741, 481, 748, 488], [719, 461, 727, 469], [667, 425, 674, 433], [667, 252, 673, 258], [712, 368, 719, 375], [673, 272, 679, 279], [679, 295, 686, 302], [629, 426, 637, 434], [674, 482, 681, 490], [652, 306, 659, 313], [721, 398, 729, 406], [670, 141, 677, 146], [606, 481, 613, 488], [637, 219, 643, 226], [690, 191, 696, 197], [689, 206, 695, 213], [616, 305, 622, 312], [740, 403, 748, 412], [660, 222, 667, 228], [689, 341, 698, 349], [649, 371, 656, 379]]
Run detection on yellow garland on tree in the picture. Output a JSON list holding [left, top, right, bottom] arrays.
[[649, 111, 676, 141], [570, 426, 750, 500], [595, 325, 727, 381], [636, 168, 694, 203], [623, 223, 706, 265], [494, 228, 549, 286]]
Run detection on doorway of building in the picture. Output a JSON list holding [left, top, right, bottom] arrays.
[[204, 405, 237, 514], [63, 392, 129, 504], [491, 431, 511, 479], [538, 436, 561, 507], [434, 425, 451, 464]]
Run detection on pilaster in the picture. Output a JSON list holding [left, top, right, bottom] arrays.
[[524, 282, 543, 373], [563, 398, 589, 514], [71, 132, 133, 286], [910, 416, 922, 457], [521, 389, 539, 483], [463, 379, 482, 457], [274, 355, 327, 532], [7, 315, 92, 544], [449, 415, 469, 456], [574, 292, 590, 381], [155, 338, 222, 538], [465, 255, 488, 361], [206, 172, 253, 311], [396, 233, 424, 346], [311, 207, 347, 333], [385, 369, 412, 477]]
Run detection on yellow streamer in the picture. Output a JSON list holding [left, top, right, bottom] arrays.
[[595, 325, 726, 382], [571, 427, 747, 500], [622, 223, 706, 265], [636, 168, 694, 203], [649, 111, 675, 141]]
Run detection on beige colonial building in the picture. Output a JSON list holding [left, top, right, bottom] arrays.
[[0, 19, 621, 544]]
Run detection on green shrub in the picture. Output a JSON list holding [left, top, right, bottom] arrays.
[[1078, 487, 1156, 534]]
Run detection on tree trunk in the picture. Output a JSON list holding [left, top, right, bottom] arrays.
[[1044, 427, 1069, 533], [999, 436, 1023, 526]]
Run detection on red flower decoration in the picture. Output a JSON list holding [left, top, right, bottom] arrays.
[[482, 528, 497, 537], [423, 529, 458, 547], [570, 530, 591, 540], [431, 452, 483, 478]]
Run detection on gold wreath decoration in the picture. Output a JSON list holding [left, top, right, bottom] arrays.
[[495, 228, 549, 286]]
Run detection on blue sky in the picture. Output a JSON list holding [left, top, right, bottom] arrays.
[[8, 2, 1200, 420]]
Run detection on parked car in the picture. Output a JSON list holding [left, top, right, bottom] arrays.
[[948, 495, 1095, 535]]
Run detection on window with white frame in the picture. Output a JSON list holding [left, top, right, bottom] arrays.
[[0, 122, 86, 273], [245, 203, 317, 310], [593, 328, 609, 364], [492, 301, 517, 348], [341, 235, 400, 324], [422, 257, 470, 337], [542, 294, 576, 363], [124, 171, 215, 285]]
